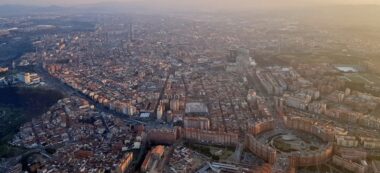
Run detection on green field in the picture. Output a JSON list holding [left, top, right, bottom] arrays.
[[185, 143, 234, 161], [343, 73, 380, 86], [275, 51, 364, 65]]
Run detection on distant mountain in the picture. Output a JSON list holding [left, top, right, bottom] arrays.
[[0, 3, 379, 17], [75, 1, 201, 14], [74, 2, 149, 14], [0, 4, 70, 16], [0, 2, 160, 16]]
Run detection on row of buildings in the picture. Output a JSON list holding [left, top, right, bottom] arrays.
[[10, 96, 142, 173], [248, 118, 275, 136], [245, 134, 277, 165]]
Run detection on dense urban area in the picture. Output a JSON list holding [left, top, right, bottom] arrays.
[[1, 7, 380, 173]]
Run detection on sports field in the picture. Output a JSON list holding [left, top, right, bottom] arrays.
[[343, 73, 380, 86]]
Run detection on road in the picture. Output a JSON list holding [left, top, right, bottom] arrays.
[[231, 143, 243, 164], [153, 71, 170, 117]]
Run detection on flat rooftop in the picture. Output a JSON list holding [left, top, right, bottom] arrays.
[[185, 102, 209, 115]]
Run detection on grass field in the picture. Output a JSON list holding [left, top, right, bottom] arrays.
[[343, 73, 380, 86], [186, 143, 234, 161], [276, 51, 364, 65]]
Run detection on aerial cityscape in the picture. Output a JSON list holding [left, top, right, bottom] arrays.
[[1, 0, 380, 173]]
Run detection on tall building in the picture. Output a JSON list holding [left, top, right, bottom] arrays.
[[157, 104, 164, 120], [128, 105, 136, 116], [147, 127, 180, 144], [183, 128, 238, 146], [0, 67, 8, 73], [129, 23, 134, 42], [141, 146, 166, 173], [17, 73, 41, 85], [12, 61, 16, 70], [116, 153, 134, 173], [170, 99, 180, 112]]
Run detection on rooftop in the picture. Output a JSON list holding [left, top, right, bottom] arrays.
[[185, 102, 209, 115]]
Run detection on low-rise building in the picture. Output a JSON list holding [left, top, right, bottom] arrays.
[[335, 135, 359, 147], [332, 155, 367, 173]]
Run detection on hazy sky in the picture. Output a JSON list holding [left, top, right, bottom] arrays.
[[1, 0, 380, 7]]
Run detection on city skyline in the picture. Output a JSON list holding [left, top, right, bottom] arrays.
[[1, 0, 380, 7], [1, 1, 380, 173]]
